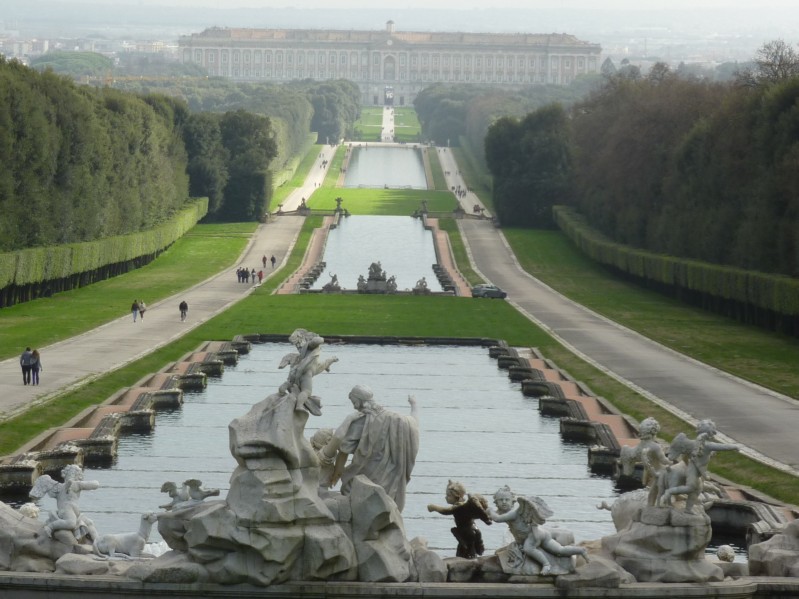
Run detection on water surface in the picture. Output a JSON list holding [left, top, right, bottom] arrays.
[[78, 343, 618, 555]]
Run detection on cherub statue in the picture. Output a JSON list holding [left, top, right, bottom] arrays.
[[278, 329, 338, 415], [427, 480, 491, 559], [618, 416, 670, 505], [656, 419, 738, 513], [29, 464, 100, 542], [489, 486, 588, 575]]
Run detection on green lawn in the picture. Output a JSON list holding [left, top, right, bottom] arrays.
[[353, 107, 384, 141], [393, 107, 422, 143], [308, 187, 458, 214], [0, 223, 255, 361]]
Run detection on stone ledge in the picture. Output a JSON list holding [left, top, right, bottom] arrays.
[[0, 571, 788, 598]]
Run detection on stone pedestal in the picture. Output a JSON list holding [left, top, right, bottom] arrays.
[[601, 505, 723, 583]]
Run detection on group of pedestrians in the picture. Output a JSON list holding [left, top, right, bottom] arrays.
[[236, 265, 268, 285], [19, 347, 43, 386]]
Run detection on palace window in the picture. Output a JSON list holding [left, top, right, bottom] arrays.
[[564, 59, 571, 68], [276, 52, 283, 63]]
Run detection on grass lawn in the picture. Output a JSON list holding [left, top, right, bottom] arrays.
[[353, 107, 383, 141], [427, 146, 448, 191], [308, 187, 458, 214], [0, 223, 255, 361]]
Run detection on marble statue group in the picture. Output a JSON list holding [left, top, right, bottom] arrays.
[[1, 331, 798, 590]]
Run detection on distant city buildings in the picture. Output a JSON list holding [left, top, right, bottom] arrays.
[[178, 21, 602, 105]]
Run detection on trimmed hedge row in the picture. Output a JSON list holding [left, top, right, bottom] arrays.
[[553, 205, 799, 330], [0, 198, 208, 292]]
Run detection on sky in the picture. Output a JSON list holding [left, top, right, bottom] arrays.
[[46, 0, 799, 7]]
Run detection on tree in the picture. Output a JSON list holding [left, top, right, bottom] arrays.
[[485, 105, 574, 227], [736, 39, 799, 87]]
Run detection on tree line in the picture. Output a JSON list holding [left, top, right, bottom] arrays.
[[484, 40, 799, 279], [2, 56, 363, 251]]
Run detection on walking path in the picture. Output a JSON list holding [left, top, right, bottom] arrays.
[[435, 148, 799, 476], [2, 143, 798, 481], [0, 147, 334, 423]]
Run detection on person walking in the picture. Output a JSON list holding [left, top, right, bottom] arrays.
[[262, 255, 267, 269], [30, 349, 42, 385], [179, 300, 188, 322], [270, 255, 276, 269], [20, 347, 33, 385], [139, 301, 147, 320], [258, 270, 264, 284], [131, 300, 140, 322], [251, 268, 257, 285]]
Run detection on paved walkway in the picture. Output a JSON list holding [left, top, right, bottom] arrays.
[[0, 148, 334, 423], [434, 148, 799, 475]]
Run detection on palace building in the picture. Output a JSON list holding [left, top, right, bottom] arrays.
[[178, 21, 602, 106]]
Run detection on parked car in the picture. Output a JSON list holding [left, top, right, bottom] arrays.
[[471, 284, 507, 299]]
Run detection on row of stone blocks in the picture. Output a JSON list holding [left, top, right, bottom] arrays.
[[0, 337, 251, 499], [297, 260, 327, 290], [491, 340, 638, 476], [431, 263, 456, 292]]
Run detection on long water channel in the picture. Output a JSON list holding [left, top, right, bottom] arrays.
[[80, 343, 619, 556]]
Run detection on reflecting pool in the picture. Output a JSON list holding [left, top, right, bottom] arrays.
[[79, 343, 619, 555], [343, 145, 427, 189], [311, 215, 442, 291]]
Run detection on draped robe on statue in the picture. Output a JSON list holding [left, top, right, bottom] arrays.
[[339, 406, 419, 512]]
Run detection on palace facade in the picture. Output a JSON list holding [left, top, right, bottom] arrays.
[[179, 22, 602, 106]]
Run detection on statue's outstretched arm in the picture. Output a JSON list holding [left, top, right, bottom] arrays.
[[408, 395, 419, 421]]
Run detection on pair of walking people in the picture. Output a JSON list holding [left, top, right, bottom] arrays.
[[19, 347, 43, 385], [131, 299, 147, 322]]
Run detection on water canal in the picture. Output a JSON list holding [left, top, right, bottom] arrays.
[[311, 215, 442, 291], [80, 343, 619, 556], [343, 145, 427, 189]]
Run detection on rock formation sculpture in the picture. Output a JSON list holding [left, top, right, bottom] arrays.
[[128, 329, 422, 585]]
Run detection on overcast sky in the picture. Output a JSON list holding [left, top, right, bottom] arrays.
[[47, 0, 799, 7]]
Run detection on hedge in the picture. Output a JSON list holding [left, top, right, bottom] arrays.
[[0, 198, 208, 290], [553, 205, 799, 320]]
